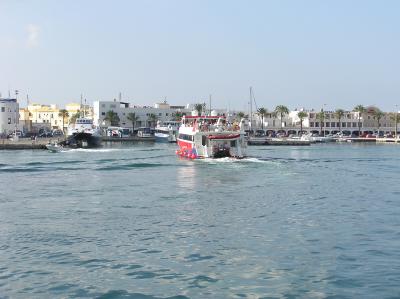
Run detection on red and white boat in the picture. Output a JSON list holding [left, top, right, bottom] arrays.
[[176, 115, 247, 159]]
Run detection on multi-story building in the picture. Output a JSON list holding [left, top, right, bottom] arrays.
[[19, 102, 92, 133], [93, 100, 192, 129], [0, 98, 19, 136], [251, 106, 398, 136]]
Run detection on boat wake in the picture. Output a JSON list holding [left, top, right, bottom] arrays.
[[200, 157, 271, 164]]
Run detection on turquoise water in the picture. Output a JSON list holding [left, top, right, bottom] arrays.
[[0, 143, 400, 299]]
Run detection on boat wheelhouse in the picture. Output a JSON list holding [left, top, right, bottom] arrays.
[[176, 115, 247, 159]]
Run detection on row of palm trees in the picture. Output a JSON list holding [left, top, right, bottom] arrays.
[[245, 104, 400, 136], [58, 109, 81, 133]]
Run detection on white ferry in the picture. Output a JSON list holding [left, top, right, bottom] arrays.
[[65, 118, 102, 148], [154, 120, 180, 143], [176, 115, 247, 159]]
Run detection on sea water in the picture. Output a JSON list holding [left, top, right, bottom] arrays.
[[0, 143, 399, 299]]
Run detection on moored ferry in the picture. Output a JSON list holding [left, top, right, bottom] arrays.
[[64, 118, 102, 148], [176, 115, 247, 159]]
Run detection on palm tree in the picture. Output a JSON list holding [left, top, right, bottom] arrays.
[[194, 103, 203, 116], [274, 105, 289, 129], [297, 111, 308, 136], [147, 113, 158, 128], [104, 110, 120, 126], [317, 111, 325, 136], [353, 105, 366, 137], [372, 109, 385, 135], [69, 111, 81, 125], [173, 111, 183, 121], [335, 109, 345, 133], [58, 109, 69, 133], [257, 107, 267, 129], [127, 112, 139, 133], [390, 112, 400, 139], [236, 111, 245, 121]]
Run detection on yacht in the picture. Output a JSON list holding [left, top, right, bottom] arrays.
[[154, 120, 180, 143]]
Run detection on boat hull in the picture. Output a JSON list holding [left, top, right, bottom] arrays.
[[62, 133, 102, 148]]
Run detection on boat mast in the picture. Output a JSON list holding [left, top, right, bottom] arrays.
[[249, 87, 253, 129], [209, 94, 212, 116]]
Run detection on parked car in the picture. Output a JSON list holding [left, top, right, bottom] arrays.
[[39, 132, 53, 138]]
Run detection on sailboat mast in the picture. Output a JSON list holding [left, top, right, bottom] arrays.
[[250, 87, 253, 129]]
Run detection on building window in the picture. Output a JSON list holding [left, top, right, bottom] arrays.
[[315, 122, 319, 127], [101, 104, 106, 108], [159, 113, 162, 116], [8, 118, 11, 124], [331, 122, 335, 127], [1, 107, 5, 112], [310, 122, 314, 127], [166, 113, 169, 116], [353, 123, 357, 127], [110, 104, 116, 109], [326, 122, 330, 127], [101, 112, 105, 116]]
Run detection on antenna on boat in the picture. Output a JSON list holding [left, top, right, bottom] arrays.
[[80, 93, 83, 118], [209, 94, 212, 116]]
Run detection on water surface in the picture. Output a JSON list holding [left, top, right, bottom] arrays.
[[1, 143, 400, 298]]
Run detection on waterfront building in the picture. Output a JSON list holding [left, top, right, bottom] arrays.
[[0, 98, 19, 136], [251, 106, 398, 136], [19, 102, 92, 133], [93, 100, 192, 130]]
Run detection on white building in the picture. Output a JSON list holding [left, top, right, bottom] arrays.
[[250, 106, 398, 136], [93, 100, 192, 129], [0, 98, 19, 136]]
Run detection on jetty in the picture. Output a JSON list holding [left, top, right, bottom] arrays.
[[0, 138, 57, 150], [102, 136, 156, 142], [248, 138, 310, 146]]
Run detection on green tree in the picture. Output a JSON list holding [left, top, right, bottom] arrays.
[[194, 103, 203, 116], [390, 112, 400, 139], [335, 109, 345, 133], [297, 111, 308, 136], [353, 105, 366, 137], [236, 111, 245, 121], [173, 111, 183, 121], [372, 109, 385, 135], [58, 109, 69, 133], [69, 111, 81, 125], [147, 113, 158, 128], [317, 111, 325, 136], [127, 112, 139, 133], [104, 110, 120, 126], [274, 105, 289, 129], [257, 107, 267, 129]]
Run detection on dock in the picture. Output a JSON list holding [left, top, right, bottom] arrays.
[[102, 136, 156, 142], [376, 137, 400, 144], [248, 138, 310, 146], [0, 138, 58, 150]]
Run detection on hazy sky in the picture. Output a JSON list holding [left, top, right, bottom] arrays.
[[1, 0, 400, 111]]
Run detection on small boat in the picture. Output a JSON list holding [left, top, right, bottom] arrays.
[[176, 114, 248, 159], [45, 142, 64, 152], [154, 120, 180, 143]]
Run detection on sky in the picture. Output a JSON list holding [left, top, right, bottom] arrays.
[[1, 0, 400, 112]]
